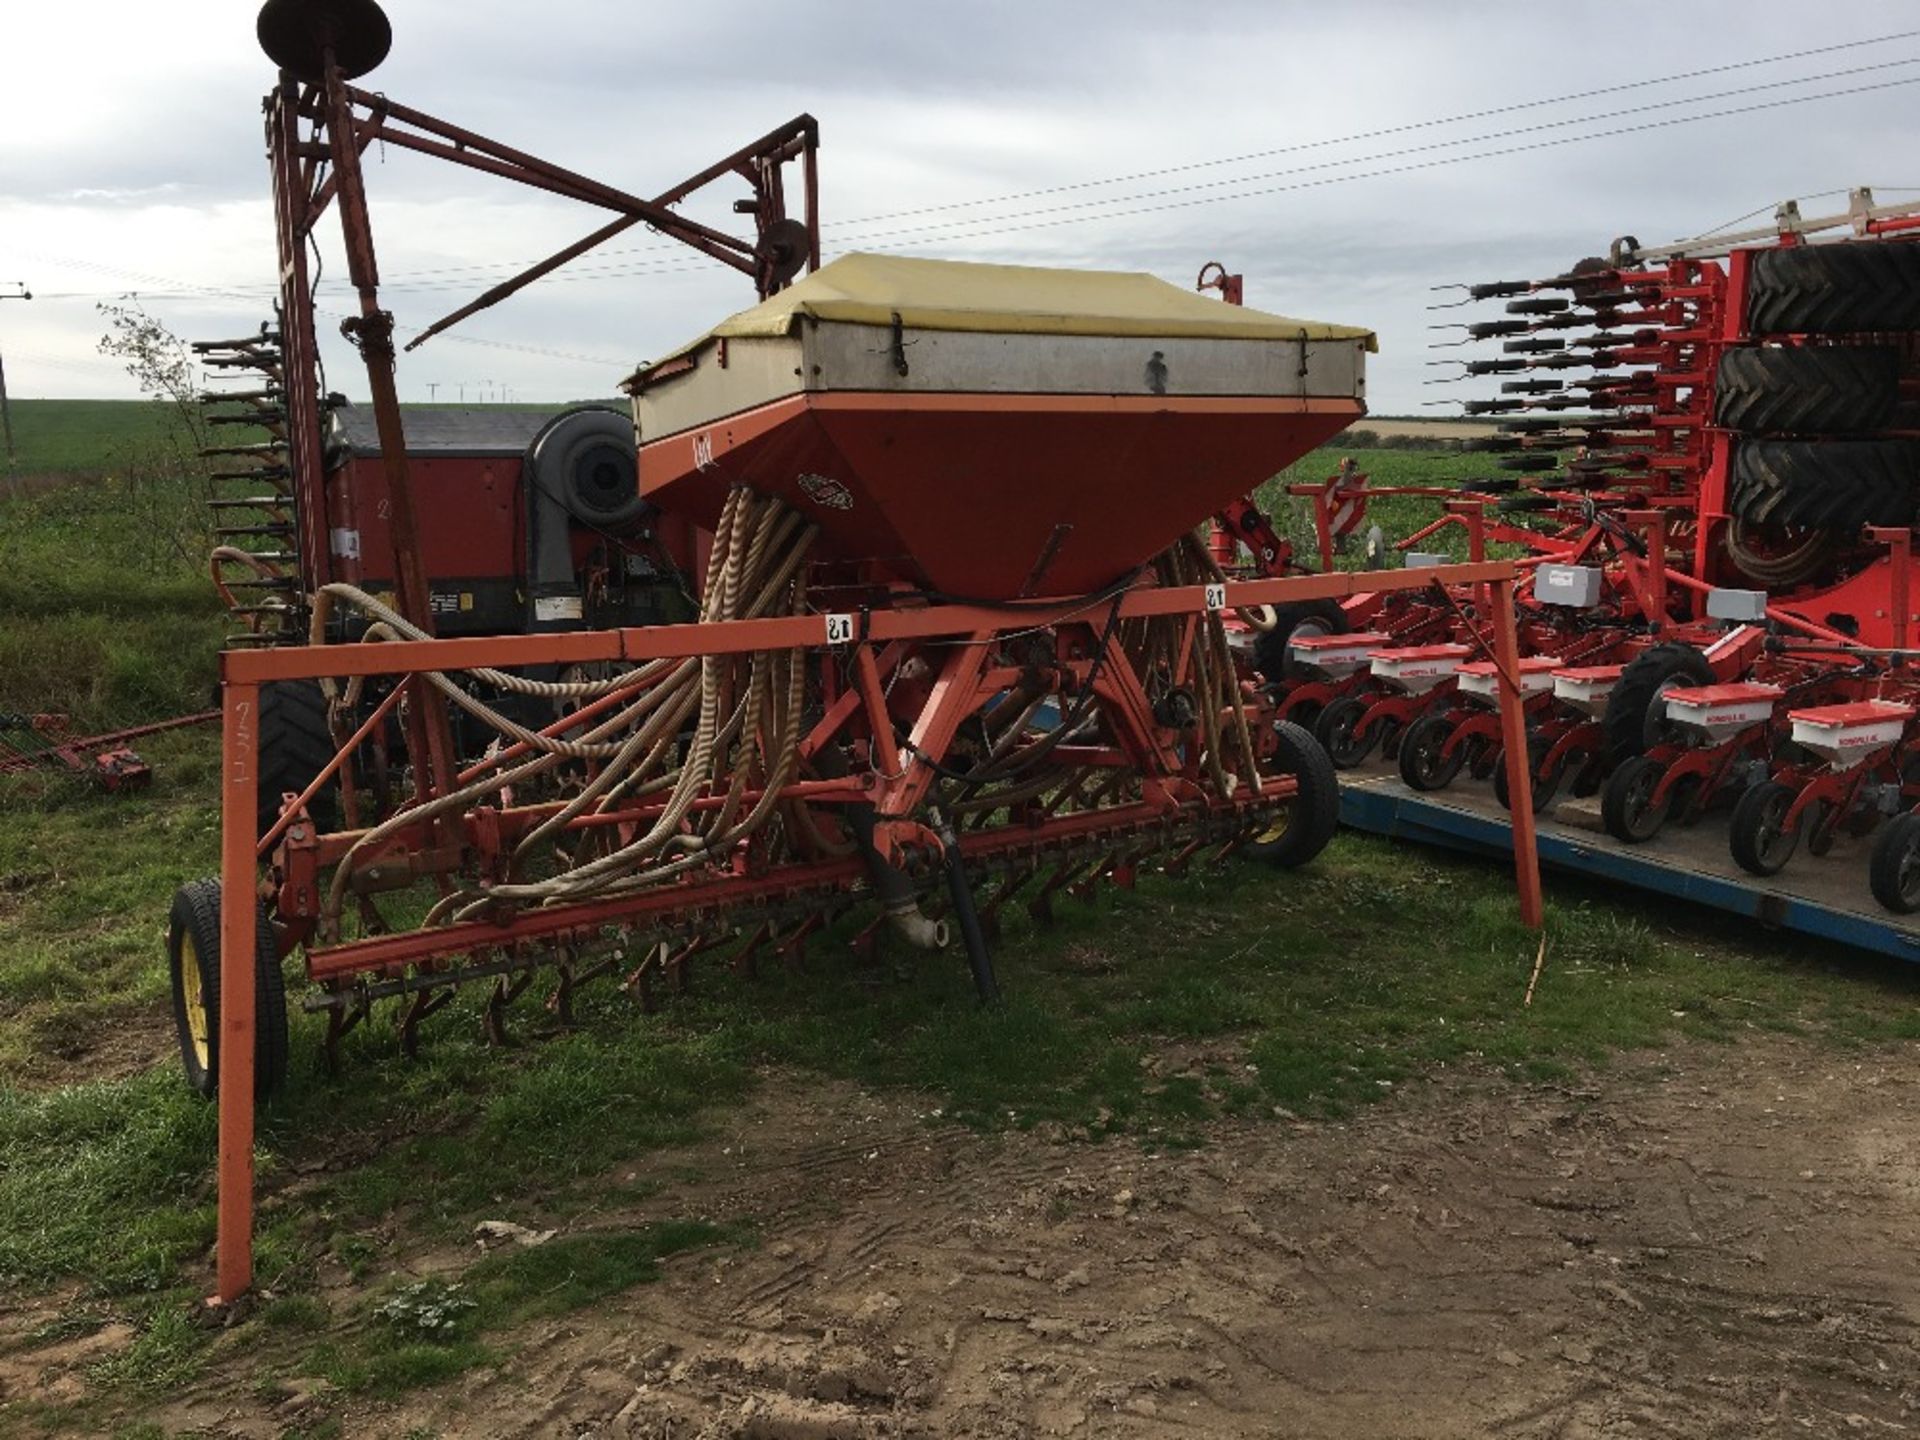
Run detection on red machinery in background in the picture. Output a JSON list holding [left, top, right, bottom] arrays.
[[1207, 193, 1920, 917]]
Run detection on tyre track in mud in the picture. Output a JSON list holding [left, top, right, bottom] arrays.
[[113, 1038, 1920, 1437]]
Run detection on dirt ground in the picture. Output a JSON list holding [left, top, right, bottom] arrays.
[[62, 1032, 1920, 1438]]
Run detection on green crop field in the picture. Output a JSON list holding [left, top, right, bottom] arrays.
[[1, 398, 180, 478], [2, 403, 1917, 1437]]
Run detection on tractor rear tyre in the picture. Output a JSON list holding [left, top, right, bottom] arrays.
[[1728, 779, 1802, 876], [1398, 713, 1467, 792], [167, 878, 289, 1100], [257, 679, 339, 838], [1314, 694, 1379, 769], [1602, 644, 1714, 765], [1728, 438, 1920, 534], [1746, 242, 1920, 335], [1243, 721, 1339, 869], [1712, 346, 1901, 434], [1602, 754, 1672, 844], [1869, 813, 1920, 914], [1251, 601, 1348, 686]]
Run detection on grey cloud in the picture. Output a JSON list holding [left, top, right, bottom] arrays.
[[5, 0, 1919, 406]]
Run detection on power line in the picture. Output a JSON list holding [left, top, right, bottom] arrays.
[[77, 56, 1906, 305], [348, 28, 1920, 286], [829, 74, 1920, 251], [823, 57, 1920, 249], [838, 29, 1920, 228], [15, 52, 1920, 365], [281, 47, 1920, 296], [292, 70, 1920, 294]]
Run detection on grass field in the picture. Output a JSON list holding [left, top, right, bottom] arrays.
[[0, 399, 179, 478], [3, 402, 1918, 1436]]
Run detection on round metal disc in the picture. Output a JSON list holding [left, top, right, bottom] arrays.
[[257, 0, 393, 81], [757, 218, 814, 289]]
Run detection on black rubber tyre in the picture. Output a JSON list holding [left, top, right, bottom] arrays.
[[1728, 779, 1802, 877], [1492, 734, 1560, 815], [1869, 812, 1920, 914], [166, 879, 289, 1100], [1747, 242, 1920, 336], [1728, 438, 1920, 534], [1314, 694, 1379, 770], [1283, 697, 1325, 738], [1243, 721, 1340, 869], [1602, 754, 1672, 844], [1602, 644, 1715, 765], [1723, 517, 1837, 589], [1713, 346, 1900, 434], [1250, 601, 1349, 686], [257, 679, 339, 838], [1398, 713, 1467, 792]]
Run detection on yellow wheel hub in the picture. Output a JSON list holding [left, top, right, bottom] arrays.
[[180, 933, 211, 1070], [1253, 808, 1291, 845]]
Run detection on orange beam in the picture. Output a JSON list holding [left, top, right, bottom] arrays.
[[220, 564, 1518, 685], [213, 680, 260, 1306], [1489, 576, 1544, 929]]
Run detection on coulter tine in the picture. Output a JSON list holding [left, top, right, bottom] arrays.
[[323, 992, 371, 1076], [622, 940, 670, 1013], [547, 954, 577, 1027], [778, 913, 826, 970], [1069, 849, 1122, 902], [978, 865, 1039, 942], [1027, 858, 1086, 924], [1162, 833, 1210, 879], [399, 987, 456, 1059], [483, 970, 534, 1046], [665, 939, 698, 995], [732, 921, 772, 979]]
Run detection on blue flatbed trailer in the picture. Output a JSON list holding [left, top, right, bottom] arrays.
[[1338, 767, 1920, 964]]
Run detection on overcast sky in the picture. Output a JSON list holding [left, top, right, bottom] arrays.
[[2, 1, 1916, 414]]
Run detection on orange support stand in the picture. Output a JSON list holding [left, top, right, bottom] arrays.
[[213, 674, 260, 1307], [1490, 575, 1545, 928], [1865, 526, 1913, 671]]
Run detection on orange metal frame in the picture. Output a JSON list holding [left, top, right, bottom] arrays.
[[210, 561, 1541, 1304]]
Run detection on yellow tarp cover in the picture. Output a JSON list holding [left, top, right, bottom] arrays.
[[645, 252, 1376, 371]]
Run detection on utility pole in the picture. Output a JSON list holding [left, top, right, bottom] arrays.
[[426, 381, 439, 402], [0, 282, 30, 477]]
